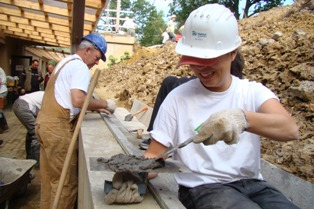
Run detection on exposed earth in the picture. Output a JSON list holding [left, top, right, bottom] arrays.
[[95, 0, 314, 184]]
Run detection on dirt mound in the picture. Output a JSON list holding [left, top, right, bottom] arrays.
[[96, 0, 314, 183]]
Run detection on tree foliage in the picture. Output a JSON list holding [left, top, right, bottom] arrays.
[[107, 0, 166, 46], [140, 10, 166, 46], [168, 0, 286, 22]]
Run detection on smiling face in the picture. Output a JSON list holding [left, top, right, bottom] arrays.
[[189, 51, 237, 92]]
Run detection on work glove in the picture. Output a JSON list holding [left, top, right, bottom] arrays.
[[193, 109, 248, 145], [106, 99, 116, 113], [105, 172, 146, 204]]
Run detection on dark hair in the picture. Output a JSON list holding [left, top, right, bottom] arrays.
[[32, 59, 39, 64], [230, 51, 244, 79]]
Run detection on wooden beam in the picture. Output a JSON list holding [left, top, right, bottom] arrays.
[[71, 0, 85, 54], [57, 0, 105, 9]]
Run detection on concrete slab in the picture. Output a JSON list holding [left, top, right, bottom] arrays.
[[130, 99, 153, 129], [78, 112, 161, 209], [261, 159, 314, 209], [101, 112, 186, 209], [112, 107, 150, 140]]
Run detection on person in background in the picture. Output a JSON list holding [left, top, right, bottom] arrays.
[[35, 33, 116, 209], [21, 59, 44, 94], [0, 67, 8, 133], [162, 31, 170, 44], [167, 14, 176, 42], [122, 16, 138, 37], [44, 61, 57, 90], [13, 91, 44, 169], [144, 4, 300, 209], [139, 51, 244, 149]]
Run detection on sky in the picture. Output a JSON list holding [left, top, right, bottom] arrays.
[[150, 0, 171, 18]]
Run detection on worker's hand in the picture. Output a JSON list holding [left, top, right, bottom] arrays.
[[193, 109, 248, 145], [106, 99, 116, 113]]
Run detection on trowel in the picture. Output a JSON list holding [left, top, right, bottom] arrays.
[[157, 137, 194, 160], [156, 123, 203, 160], [124, 107, 148, 121]]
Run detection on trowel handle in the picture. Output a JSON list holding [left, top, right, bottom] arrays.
[[132, 107, 148, 116]]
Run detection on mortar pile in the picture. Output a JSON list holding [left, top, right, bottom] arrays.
[[96, 0, 314, 183]]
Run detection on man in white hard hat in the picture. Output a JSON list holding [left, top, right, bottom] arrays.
[[144, 4, 300, 209], [167, 14, 176, 42]]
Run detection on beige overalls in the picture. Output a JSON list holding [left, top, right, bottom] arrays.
[[36, 59, 79, 209]]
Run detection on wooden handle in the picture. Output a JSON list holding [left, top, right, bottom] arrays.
[[131, 107, 148, 117], [52, 69, 100, 209]]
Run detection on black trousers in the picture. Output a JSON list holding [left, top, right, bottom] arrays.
[[179, 179, 300, 209]]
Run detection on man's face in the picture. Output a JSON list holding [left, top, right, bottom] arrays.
[[47, 64, 54, 73], [85, 47, 102, 69], [189, 52, 236, 92], [32, 61, 39, 69]]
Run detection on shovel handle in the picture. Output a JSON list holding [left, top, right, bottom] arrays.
[[132, 107, 148, 116]]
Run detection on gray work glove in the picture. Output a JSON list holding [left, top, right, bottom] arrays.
[[106, 99, 116, 113], [193, 109, 248, 145]]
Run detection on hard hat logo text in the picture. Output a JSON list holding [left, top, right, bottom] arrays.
[[192, 31, 207, 38]]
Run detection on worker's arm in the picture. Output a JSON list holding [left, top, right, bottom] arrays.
[[71, 89, 116, 114], [144, 139, 168, 179], [144, 139, 168, 159], [244, 98, 299, 141], [193, 98, 299, 146]]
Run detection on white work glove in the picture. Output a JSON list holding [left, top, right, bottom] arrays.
[[106, 99, 116, 113], [193, 109, 248, 145]]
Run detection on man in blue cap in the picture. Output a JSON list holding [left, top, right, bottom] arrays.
[[36, 33, 116, 209]]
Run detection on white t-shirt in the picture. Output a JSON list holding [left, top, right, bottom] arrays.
[[167, 20, 175, 33], [19, 91, 44, 116], [150, 76, 278, 187], [53, 54, 90, 117], [0, 67, 7, 94], [123, 19, 137, 30], [162, 32, 169, 44]]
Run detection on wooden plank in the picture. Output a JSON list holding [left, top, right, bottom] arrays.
[[0, 13, 7, 20], [9, 16, 29, 24], [101, 110, 186, 209], [79, 112, 161, 209]]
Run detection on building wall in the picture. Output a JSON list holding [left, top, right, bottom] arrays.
[[91, 33, 135, 70]]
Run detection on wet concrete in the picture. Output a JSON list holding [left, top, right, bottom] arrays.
[[97, 153, 165, 173]]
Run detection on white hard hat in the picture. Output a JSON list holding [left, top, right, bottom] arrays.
[[176, 4, 241, 59], [171, 14, 176, 18]]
